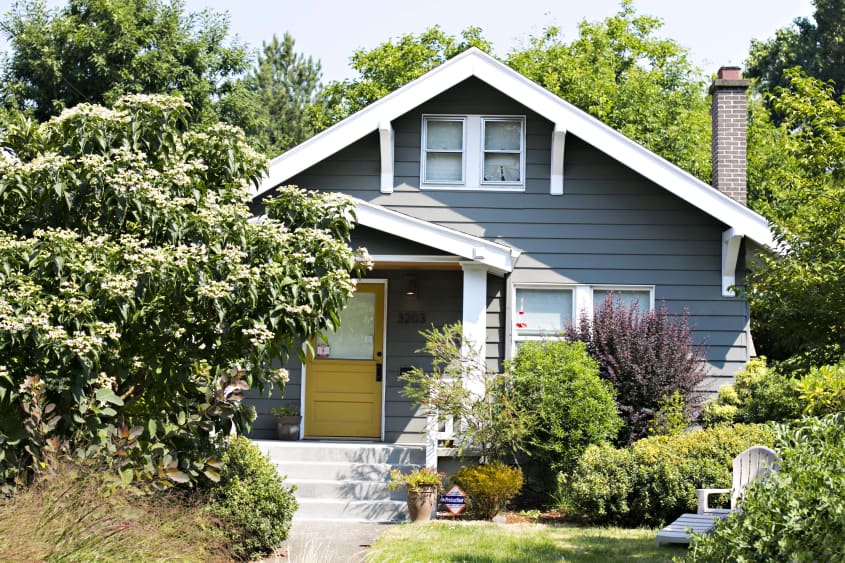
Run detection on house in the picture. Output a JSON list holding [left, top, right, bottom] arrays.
[[248, 48, 771, 462]]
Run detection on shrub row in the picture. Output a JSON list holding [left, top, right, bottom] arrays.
[[561, 423, 774, 527]]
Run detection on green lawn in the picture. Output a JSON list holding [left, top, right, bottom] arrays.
[[365, 521, 686, 562]]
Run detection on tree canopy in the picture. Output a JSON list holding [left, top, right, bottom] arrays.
[[747, 0, 845, 106], [747, 70, 845, 366], [0, 96, 366, 490], [1, 0, 249, 123]]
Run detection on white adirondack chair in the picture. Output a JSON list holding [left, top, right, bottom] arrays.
[[656, 445, 780, 546]]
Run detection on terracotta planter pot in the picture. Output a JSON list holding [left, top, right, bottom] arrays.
[[407, 486, 438, 522], [275, 416, 301, 440]]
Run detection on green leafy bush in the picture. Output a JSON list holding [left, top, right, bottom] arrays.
[[507, 340, 622, 475], [688, 414, 845, 562], [563, 423, 774, 526], [452, 462, 523, 520], [209, 437, 298, 560], [797, 361, 845, 416]]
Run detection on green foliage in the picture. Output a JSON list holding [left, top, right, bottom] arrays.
[[506, 0, 712, 182], [747, 0, 845, 113], [747, 69, 845, 365], [0, 95, 364, 491], [209, 436, 298, 560], [507, 340, 621, 475], [312, 26, 493, 127], [563, 424, 774, 527], [1, 0, 249, 123], [399, 323, 532, 462], [700, 358, 802, 426], [236, 33, 322, 155], [648, 391, 690, 437], [387, 466, 444, 492], [452, 462, 523, 520], [688, 414, 845, 562], [797, 361, 845, 416]]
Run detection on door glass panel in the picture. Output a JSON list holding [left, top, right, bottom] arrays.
[[317, 291, 375, 360]]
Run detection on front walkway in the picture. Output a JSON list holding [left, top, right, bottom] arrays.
[[262, 520, 393, 562]]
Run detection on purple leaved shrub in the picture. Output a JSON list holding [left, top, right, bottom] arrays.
[[567, 294, 707, 444]]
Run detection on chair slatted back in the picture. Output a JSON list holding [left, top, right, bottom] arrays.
[[731, 445, 780, 509]]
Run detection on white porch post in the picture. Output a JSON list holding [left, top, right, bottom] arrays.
[[460, 262, 488, 396]]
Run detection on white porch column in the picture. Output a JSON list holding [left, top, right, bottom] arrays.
[[460, 262, 488, 397]]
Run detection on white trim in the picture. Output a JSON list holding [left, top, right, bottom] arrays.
[[370, 254, 462, 263], [550, 124, 566, 195], [722, 228, 743, 297], [354, 197, 520, 275], [257, 48, 774, 250], [460, 262, 487, 398], [378, 121, 394, 194]]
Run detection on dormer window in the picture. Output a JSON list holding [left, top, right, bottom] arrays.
[[421, 115, 525, 191]]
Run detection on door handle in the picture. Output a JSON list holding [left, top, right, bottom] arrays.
[[376, 363, 383, 382]]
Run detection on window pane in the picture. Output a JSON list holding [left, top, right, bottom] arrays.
[[515, 288, 572, 337], [484, 120, 521, 150], [483, 153, 521, 182], [593, 289, 651, 312], [317, 291, 375, 359], [425, 153, 462, 182], [426, 120, 463, 150]]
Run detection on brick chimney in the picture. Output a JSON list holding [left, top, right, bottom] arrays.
[[710, 66, 750, 205]]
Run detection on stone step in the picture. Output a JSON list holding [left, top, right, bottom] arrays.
[[255, 440, 425, 464], [290, 478, 406, 501], [295, 498, 410, 522], [274, 460, 421, 482]]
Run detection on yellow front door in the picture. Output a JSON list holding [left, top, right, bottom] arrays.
[[305, 283, 384, 438]]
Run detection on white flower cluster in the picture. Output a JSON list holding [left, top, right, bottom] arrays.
[[242, 323, 274, 347], [198, 280, 233, 300]]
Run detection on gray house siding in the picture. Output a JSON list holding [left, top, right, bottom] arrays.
[[275, 78, 749, 392]]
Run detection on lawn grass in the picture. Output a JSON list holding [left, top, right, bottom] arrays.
[[365, 520, 686, 562]]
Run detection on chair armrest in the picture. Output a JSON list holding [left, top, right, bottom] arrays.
[[696, 488, 730, 514]]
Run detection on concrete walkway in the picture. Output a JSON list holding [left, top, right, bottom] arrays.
[[263, 520, 395, 563]]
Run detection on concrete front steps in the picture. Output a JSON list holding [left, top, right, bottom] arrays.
[[252, 440, 425, 522]]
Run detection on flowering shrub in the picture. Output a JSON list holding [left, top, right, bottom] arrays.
[[387, 467, 445, 492], [567, 294, 707, 444], [0, 96, 367, 491], [452, 462, 523, 520]]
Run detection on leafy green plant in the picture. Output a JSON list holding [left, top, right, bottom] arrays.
[[452, 462, 523, 520], [208, 436, 298, 560], [797, 361, 845, 416], [688, 414, 845, 562], [507, 340, 621, 476], [387, 466, 444, 492], [563, 423, 774, 526], [648, 391, 690, 437], [270, 405, 300, 417], [0, 95, 366, 491], [399, 323, 533, 462]]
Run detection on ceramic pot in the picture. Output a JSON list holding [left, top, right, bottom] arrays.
[[407, 486, 438, 522], [275, 415, 301, 440]]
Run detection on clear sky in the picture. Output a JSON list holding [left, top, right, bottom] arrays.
[[1, 0, 815, 82]]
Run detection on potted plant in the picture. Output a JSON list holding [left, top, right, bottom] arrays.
[[387, 466, 444, 522], [271, 405, 301, 440]]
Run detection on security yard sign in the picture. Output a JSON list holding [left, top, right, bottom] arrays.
[[441, 484, 468, 516]]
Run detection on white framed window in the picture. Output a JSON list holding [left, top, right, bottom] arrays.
[[421, 114, 525, 191], [513, 285, 575, 343], [592, 287, 654, 312], [509, 283, 655, 357]]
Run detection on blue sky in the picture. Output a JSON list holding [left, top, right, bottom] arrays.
[[1, 0, 815, 82]]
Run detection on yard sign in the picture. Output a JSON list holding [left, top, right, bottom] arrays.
[[441, 484, 468, 516]]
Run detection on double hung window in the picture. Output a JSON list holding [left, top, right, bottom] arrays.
[[422, 115, 525, 189]]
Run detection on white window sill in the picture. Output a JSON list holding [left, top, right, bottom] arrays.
[[420, 184, 525, 192]]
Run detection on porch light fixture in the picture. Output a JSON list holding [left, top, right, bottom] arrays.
[[404, 275, 417, 296]]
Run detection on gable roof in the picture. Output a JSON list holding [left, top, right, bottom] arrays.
[[256, 47, 774, 249]]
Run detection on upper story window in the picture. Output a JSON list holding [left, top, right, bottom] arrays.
[[421, 115, 525, 191]]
